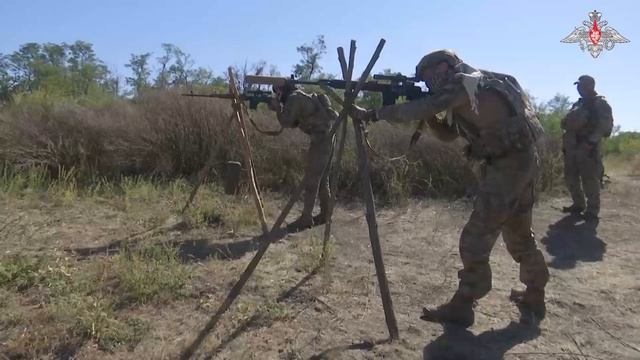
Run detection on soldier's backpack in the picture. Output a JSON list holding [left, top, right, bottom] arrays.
[[584, 96, 614, 138]]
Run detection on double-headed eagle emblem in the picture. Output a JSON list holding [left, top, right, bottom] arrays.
[[561, 10, 629, 58]]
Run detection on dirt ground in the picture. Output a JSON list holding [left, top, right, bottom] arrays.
[[2, 173, 640, 360]]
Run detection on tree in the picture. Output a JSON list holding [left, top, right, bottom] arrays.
[[64, 41, 109, 96], [0, 41, 115, 100], [154, 43, 174, 89], [42, 43, 67, 67], [292, 35, 326, 80], [0, 53, 13, 102], [8, 43, 43, 92], [532, 93, 573, 137], [125, 53, 152, 97], [167, 46, 193, 87], [546, 94, 572, 114]]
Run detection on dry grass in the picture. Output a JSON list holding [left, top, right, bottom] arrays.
[[0, 242, 191, 357], [0, 89, 535, 205]]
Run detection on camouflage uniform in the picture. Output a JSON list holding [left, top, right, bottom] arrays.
[[359, 50, 549, 325], [562, 87, 613, 219], [276, 89, 338, 227]]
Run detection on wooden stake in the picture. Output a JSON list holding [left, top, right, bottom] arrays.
[[320, 43, 356, 263], [227, 68, 269, 234], [336, 39, 400, 340]]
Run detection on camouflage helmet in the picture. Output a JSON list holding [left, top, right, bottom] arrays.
[[415, 49, 462, 81]]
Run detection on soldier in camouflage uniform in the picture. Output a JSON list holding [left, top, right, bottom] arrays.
[[561, 75, 613, 223], [353, 50, 550, 327], [269, 82, 338, 231]]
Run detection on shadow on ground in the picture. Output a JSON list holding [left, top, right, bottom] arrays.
[[540, 214, 606, 269], [308, 338, 391, 360], [66, 228, 288, 262], [423, 322, 541, 360], [182, 266, 325, 360]]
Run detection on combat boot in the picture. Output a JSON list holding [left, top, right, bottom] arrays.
[[509, 288, 546, 325], [289, 192, 317, 232], [583, 211, 599, 223], [286, 215, 314, 232], [561, 204, 585, 214], [420, 291, 475, 328], [312, 213, 327, 226]]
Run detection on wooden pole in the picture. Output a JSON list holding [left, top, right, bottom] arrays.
[[181, 70, 313, 359], [320, 42, 356, 263], [227, 68, 269, 234], [335, 39, 400, 340]]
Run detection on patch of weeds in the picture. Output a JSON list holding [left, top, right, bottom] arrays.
[[0, 165, 50, 196], [1, 254, 151, 356], [233, 300, 258, 324], [48, 167, 79, 205], [190, 201, 223, 227], [165, 178, 190, 209], [112, 242, 191, 305], [255, 301, 292, 326], [293, 232, 331, 273], [120, 175, 160, 210], [87, 176, 116, 198], [222, 197, 260, 232], [4, 309, 68, 359], [54, 294, 148, 352], [0, 289, 26, 330], [0, 254, 43, 291]]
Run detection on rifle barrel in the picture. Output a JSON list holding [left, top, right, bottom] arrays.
[[181, 93, 236, 99]]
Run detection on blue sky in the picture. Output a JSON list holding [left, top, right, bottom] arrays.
[[1, 0, 638, 130]]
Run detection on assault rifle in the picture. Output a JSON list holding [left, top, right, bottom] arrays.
[[246, 74, 427, 106], [181, 89, 272, 109]]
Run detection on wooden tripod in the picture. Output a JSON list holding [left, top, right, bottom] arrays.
[[181, 38, 398, 359]]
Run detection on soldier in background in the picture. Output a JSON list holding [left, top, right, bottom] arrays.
[[352, 50, 549, 327], [561, 75, 613, 224], [269, 82, 338, 231]]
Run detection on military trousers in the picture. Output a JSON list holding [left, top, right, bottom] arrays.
[[300, 132, 334, 220], [563, 145, 602, 216], [457, 147, 550, 300]]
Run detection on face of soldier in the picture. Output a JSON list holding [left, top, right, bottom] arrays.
[[577, 82, 595, 98], [421, 62, 451, 93]]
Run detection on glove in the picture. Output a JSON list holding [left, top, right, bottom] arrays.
[[350, 105, 377, 122]]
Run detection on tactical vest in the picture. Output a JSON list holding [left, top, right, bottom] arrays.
[[479, 70, 544, 141], [455, 69, 545, 159], [292, 91, 336, 135], [580, 96, 613, 139]]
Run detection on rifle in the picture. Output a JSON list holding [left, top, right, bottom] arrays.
[[182, 89, 272, 110], [182, 88, 283, 135], [246, 73, 427, 106]]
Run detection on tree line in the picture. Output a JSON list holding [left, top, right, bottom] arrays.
[[0, 35, 334, 103]]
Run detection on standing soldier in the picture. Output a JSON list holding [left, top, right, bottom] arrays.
[[269, 82, 338, 231], [561, 75, 613, 223], [352, 50, 550, 326]]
